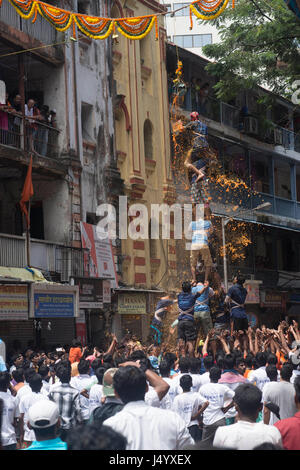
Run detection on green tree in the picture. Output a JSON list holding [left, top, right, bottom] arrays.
[[201, 0, 300, 101]]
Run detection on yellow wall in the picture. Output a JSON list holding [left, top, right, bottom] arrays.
[[112, 0, 177, 291]]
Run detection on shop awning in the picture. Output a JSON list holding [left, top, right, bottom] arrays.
[[0, 267, 50, 283]]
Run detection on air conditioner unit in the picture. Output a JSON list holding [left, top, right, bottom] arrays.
[[244, 116, 258, 135], [273, 128, 283, 145]]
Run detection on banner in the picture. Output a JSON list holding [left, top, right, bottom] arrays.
[[80, 222, 118, 288], [103, 280, 111, 304], [0, 284, 28, 320], [118, 292, 146, 315]]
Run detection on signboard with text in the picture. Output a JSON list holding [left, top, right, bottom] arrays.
[[118, 293, 146, 315], [30, 285, 79, 318], [73, 278, 103, 309], [260, 290, 286, 309], [0, 284, 28, 320]]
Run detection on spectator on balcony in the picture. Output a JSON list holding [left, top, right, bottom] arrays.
[[10, 93, 22, 147], [0, 92, 12, 145], [25, 98, 37, 153], [36, 105, 50, 156]]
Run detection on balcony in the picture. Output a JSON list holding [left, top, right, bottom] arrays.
[[0, 109, 60, 160], [174, 92, 300, 154], [0, 233, 89, 282], [0, 1, 63, 64]]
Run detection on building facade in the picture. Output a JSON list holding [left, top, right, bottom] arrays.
[[0, 0, 121, 350], [163, 1, 220, 57], [110, 0, 177, 341]]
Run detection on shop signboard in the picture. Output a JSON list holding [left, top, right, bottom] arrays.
[[0, 284, 28, 320], [73, 278, 103, 309], [30, 285, 79, 318], [118, 292, 146, 315]]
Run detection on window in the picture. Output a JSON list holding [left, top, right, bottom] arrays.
[[143, 119, 153, 160], [173, 34, 212, 49], [173, 3, 190, 16], [250, 152, 271, 194], [81, 102, 94, 143], [274, 159, 292, 200]]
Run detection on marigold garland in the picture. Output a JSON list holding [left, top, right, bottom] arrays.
[[189, 0, 232, 29], [3, 0, 232, 41]]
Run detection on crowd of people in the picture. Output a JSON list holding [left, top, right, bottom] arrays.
[[0, 88, 57, 156], [1, 275, 300, 451]]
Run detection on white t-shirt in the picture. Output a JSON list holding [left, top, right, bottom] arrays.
[[199, 371, 210, 386], [262, 380, 297, 424], [103, 400, 195, 450], [172, 391, 207, 427], [190, 374, 203, 393], [199, 382, 235, 426], [248, 367, 270, 391], [89, 384, 103, 414], [70, 374, 96, 420], [41, 380, 50, 397], [19, 392, 49, 442], [16, 383, 31, 404], [145, 386, 161, 408], [213, 420, 283, 450], [161, 377, 180, 404], [0, 391, 20, 446], [291, 369, 300, 384]]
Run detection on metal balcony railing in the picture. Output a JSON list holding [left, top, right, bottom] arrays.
[[0, 0, 59, 44], [0, 233, 89, 282], [0, 109, 60, 159]]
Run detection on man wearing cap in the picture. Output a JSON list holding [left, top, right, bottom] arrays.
[[24, 401, 67, 450], [89, 368, 124, 426]]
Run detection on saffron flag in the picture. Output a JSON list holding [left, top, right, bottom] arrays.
[[20, 155, 34, 228]]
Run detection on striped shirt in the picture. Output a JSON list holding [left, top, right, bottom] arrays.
[[48, 383, 83, 430]]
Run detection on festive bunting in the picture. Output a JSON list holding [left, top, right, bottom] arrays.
[[3, 0, 233, 42], [190, 0, 231, 28], [74, 15, 114, 40], [116, 16, 157, 40]]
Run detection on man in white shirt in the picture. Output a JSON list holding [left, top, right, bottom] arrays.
[[172, 374, 208, 442], [189, 358, 204, 393], [70, 359, 97, 421], [89, 367, 104, 415], [19, 373, 49, 447], [248, 352, 270, 391], [159, 359, 180, 406], [198, 355, 214, 387], [263, 363, 297, 425], [0, 371, 20, 450], [199, 367, 235, 445], [213, 383, 283, 450], [103, 364, 195, 450]]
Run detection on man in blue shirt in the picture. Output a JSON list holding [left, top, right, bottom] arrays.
[[172, 280, 209, 357], [192, 272, 215, 337], [225, 275, 248, 333], [24, 400, 67, 450]]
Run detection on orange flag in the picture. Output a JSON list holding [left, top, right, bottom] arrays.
[[20, 155, 34, 229]]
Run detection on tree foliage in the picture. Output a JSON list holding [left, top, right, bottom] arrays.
[[201, 0, 300, 101]]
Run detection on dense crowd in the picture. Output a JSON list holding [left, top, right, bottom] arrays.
[[1, 303, 300, 451]]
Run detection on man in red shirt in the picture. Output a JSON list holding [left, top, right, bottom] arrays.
[[274, 376, 300, 450]]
